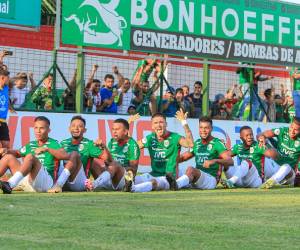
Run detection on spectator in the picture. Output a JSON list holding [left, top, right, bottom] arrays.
[[31, 73, 61, 110], [62, 68, 77, 111], [127, 104, 137, 115], [10, 72, 36, 108], [86, 79, 102, 112], [162, 87, 192, 117], [189, 81, 202, 118], [290, 67, 300, 117], [112, 66, 134, 115], [259, 88, 276, 122], [210, 94, 231, 120], [274, 94, 285, 123], [284, 95, 295, 123], [99, 74, 118, 113]]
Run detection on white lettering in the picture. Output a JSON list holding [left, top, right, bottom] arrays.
[[179, 1, 194, 33], [153, 0, 173, 29]]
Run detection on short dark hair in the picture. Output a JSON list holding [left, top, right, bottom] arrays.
[[71, 115, 86, 126], [92, 79, 101, 84], [175, 88, 183, 94], [240, 126, 252, 134], [199, 116, 212, 126], [114, 118, 129, 130], [194, 81, 202, 87], [264, 88, 272, 98], [293, 116, 300, 125], [104, 74, 114, 81], [34, 116, 50, 126], [0, 68, 10, 76], [151, 112, 166, 121]]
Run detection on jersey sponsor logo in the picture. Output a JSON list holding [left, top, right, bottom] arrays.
[[274, 128, 280, 135], [154, 151, 166, 159]]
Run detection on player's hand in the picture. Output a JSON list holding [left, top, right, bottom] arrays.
[[175, 109, 188, 125], [35, 147, 48, 155], [258, 135, 266, 147], [128, 113, 140, 125], [0, 148, 8, 156], [92, 64, 99, 71], [203, 159, 216, 168], [94, 139, 105, 150]]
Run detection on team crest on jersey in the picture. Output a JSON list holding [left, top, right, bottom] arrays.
[[164, 140, 169, 147], [20, 146, 26, 154], [250, 147, 254, 153], [295, 141, 300, 147], [123, 145, 128, 153], [78, 144, 84, 151], [142, 138, 147, 145], [274, 128, 280, 135], [207, 144, 212, 151]]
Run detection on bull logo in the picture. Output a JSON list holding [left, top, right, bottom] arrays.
[[65, 0, 127, 47]]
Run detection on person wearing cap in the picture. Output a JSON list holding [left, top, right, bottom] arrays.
[[0, 68, 11, 148], [210, 94, 231, 120]]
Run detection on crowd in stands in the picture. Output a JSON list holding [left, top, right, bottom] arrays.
[[3, 50, 300, 123]]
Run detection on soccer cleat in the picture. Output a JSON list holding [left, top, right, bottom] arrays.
[[85, 179, 94, 192], [220, 179, 235, 189], [47, 185, 63, 193], [124, 170, 134, 192], [166, 173, 178, 191], [260, 178, 276, 189], [0, 181, 12, 194]]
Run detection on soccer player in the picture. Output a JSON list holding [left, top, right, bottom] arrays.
[[47, 115, 112, 193], [0, 116, 69, 194], [174, 117, 233, 190], [129, 109, 194, 192], [257, 117, 300, 188], [0, 68, 11, 149], [85, 118, 140, 191], [221, 126, 278, 188]]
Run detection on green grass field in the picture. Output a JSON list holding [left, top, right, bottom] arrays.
[[0, 189, 300, 250]]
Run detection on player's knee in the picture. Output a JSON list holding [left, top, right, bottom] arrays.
[[186, 166, 195, 177], [70, 151, 80, 160]]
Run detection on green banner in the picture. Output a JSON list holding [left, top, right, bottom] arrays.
[[0, 0, 15, 19], [62, 0, 300, 66]]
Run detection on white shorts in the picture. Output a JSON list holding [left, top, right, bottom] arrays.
[[225, 163, 262, 188], [30, 166, 54, 192], [64, 166, 87, 192], [264, 158, 280, 179], [135, 173, 170, 190], [193, 171, 217, 190], [101, 176, 125, 191]]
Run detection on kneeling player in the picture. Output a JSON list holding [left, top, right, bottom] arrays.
[[257, 117, 300, 188], [130, 110, 194, 192], [174, 117, 233, 190], [85, 118, 140, 191], [48, 115, 111, 193], [0, 116, 69, 194], [222, 126, 278, 188]]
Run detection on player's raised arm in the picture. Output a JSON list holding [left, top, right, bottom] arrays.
[[175, 109, 194, 148], [257, 129, 275, 143]]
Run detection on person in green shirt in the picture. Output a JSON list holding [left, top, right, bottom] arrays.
[[257, 117, 300, 188], [175, 116, 233, 190], [85, 118, 140, 192], [48, 115, 112, 193], [129, 109, 194, 192], [0, 116, 69, 194], [221, 126, 278, 188]]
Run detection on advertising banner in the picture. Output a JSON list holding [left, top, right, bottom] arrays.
[[7, 111, 287, 172], [0, 0, 41, 27], [62, 0, 300, 66]]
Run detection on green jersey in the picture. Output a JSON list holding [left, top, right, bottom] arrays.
[[232, 141, 266, 176], [290, 68, 300, 91], [238, 67, 251, 85], [191, 138, 227, 178], [132, 60, 154, 83], [60, 138, 103, 176], [20, 138, 62, 179], [142, 132, 182, 177], [272, 127, 300, 167], [108, 137, 140, 167]]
